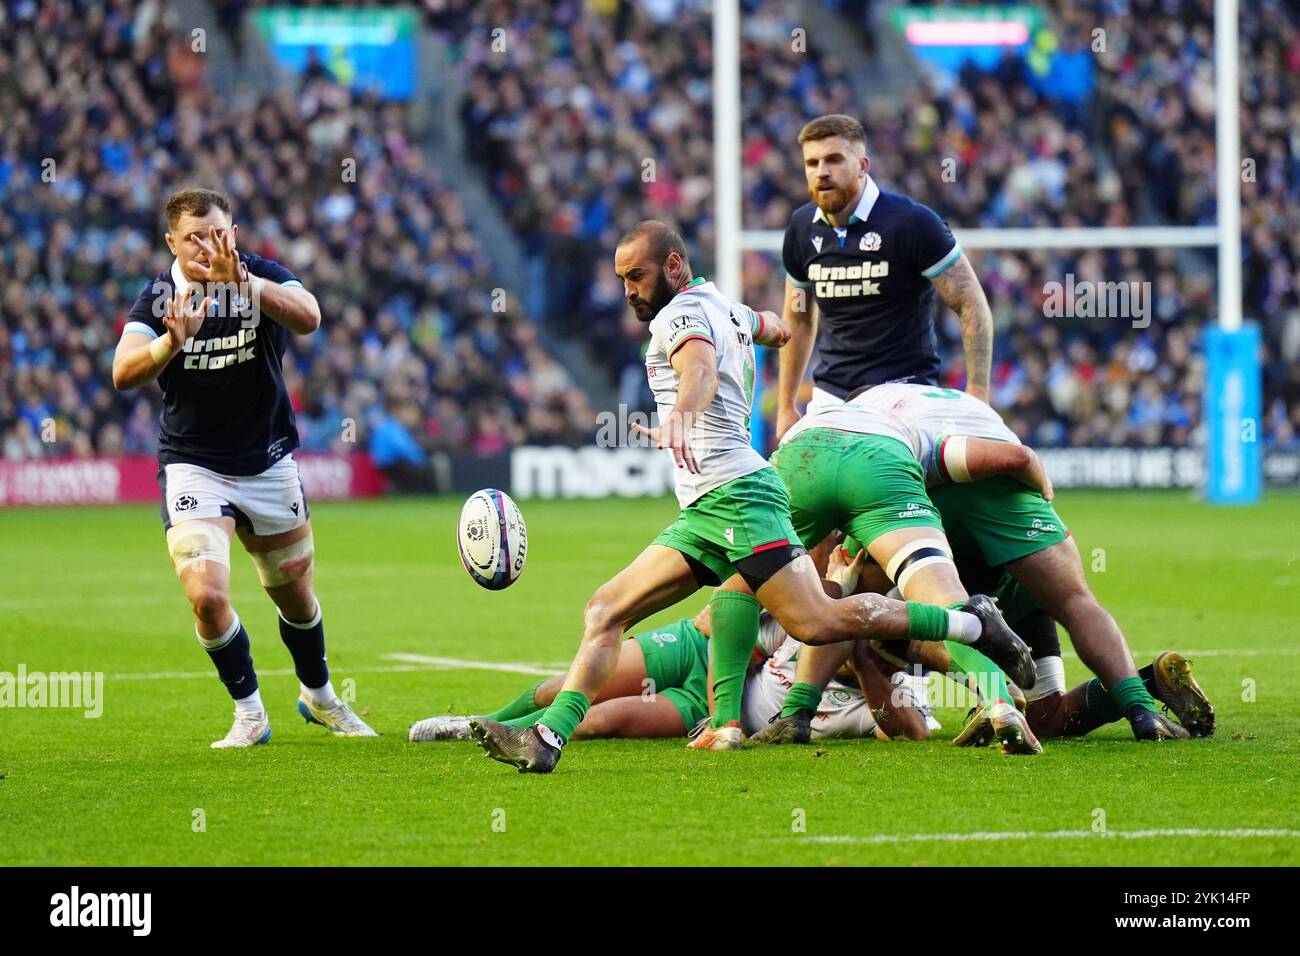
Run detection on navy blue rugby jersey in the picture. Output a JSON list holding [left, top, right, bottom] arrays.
[[122, 253, 306, 476], [782, 176, 962, 399]]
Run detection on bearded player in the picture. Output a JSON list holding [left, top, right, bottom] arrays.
[[470, 220, 1033, 773], [112, 188, 376, 747]]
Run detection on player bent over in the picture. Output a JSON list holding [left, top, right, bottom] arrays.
[[470, 221, 1031, 772], [112, 188, 375, 747], [714, 398, 1044, 754], [858, 383, 1192, 741], [757, 383, 1193, 744]]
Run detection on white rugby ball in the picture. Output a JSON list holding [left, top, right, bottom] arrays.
[[457, 489, 527, 590]]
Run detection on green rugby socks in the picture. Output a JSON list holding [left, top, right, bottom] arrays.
[[779, 682, 824, 719], [906, 602, 950, 642], [485, 680, 546, 722], [709, 590, 761, 728], [1084, 678, 1123, 722], [907, 601, 981, 643], [944, 640, 1013, 704], [537, 690, 590, 744], [1109, 675, 1159, 714], [502, 707, 547, 730]]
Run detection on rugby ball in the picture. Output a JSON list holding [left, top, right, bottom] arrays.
[[457, 489, 527, 590]]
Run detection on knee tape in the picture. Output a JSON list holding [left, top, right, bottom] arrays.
[[250, 531, 314, 587], [884, 537, 953, 597], [166, 521, 231, 575]]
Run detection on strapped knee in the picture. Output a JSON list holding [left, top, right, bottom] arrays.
[[166, 521, 231, 576], [250, 531, 314, 587], [884, 537, 953, 598]]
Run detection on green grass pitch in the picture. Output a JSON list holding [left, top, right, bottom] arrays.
[[1, 491, 1297, 866]]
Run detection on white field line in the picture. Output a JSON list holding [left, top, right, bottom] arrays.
[[382, 653, 564, 676], [797, 828, 1300, 846], [1062, 648, 1300, 659], [106, 656, 563, 681]]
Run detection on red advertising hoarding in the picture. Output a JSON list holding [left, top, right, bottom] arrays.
[[0, 454, 386, 507]]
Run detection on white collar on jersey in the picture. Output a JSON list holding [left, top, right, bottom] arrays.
[[813, 174, 880, 227], [170, 257, 189, 294]]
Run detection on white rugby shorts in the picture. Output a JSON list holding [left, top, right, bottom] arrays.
[[159, 455, 308, 536]]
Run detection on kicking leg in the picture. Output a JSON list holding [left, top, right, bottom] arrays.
[[472, 545, 698, 772]]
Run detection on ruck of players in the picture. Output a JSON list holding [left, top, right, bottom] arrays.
[[413, 115, 1213, 772], [111, 130, 1214, 762]]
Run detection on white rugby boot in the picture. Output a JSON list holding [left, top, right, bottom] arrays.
[[297, 694, 379, 737], [211, 710, 272, 749], [408, 715, 476, 742]]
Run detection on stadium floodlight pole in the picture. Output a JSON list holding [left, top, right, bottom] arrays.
[[1215, 0, 1242, 332]]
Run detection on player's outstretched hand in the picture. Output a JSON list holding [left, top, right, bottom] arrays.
[[163, 287, 211, 350], [190, 225, 245, 285], [825, 538, 866, 596], [631, 410, 700, 474]]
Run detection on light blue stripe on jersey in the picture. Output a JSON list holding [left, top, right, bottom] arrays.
[[785, 270, 811, 289], [122, 320, 158, 339], [282, 280, 304, 289], [921, 243, 962, 279]]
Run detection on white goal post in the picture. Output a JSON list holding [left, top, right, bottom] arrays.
[[711, 0, 1240, 329]]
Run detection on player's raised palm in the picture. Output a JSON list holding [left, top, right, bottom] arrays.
[[163, 287, 211, 351], [191, 225, 245, 285]]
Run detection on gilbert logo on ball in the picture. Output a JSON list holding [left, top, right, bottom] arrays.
[[457, 489, 528, 590]]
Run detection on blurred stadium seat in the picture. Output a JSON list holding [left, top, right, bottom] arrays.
[[2, 0, 1297, 487]]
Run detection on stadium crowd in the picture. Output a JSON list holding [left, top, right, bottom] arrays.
[[447, 0, 1300, 451], [0, 0, 594, 471], [2, 0, 1297, 468]]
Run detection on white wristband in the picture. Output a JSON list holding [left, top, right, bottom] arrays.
[[941, 435, 972, 483], [149, 334, 177, 367]]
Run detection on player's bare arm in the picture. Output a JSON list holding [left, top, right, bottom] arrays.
[[938, 436, 1054, 500], [192, 226, 321, 334], [850, 642, 930, 740], [776, 276, 817, 440], [631, 337, 718, 474], [111, 286, 212, 390], [929, 255, 993, 403]]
